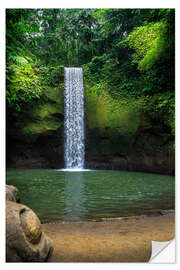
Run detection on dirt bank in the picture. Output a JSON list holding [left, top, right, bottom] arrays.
[[42, 212, 175, 262]]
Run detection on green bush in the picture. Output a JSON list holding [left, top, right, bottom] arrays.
[[6, 56, 42, 111]]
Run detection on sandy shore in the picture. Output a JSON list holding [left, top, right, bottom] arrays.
[[42, 212, 175, 262]]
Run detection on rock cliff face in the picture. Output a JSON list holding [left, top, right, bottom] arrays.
[[6, 86, 64, 169], [85, 131, 174, 175], [6, 85, 175, 175]]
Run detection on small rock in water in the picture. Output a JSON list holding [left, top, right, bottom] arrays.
[[159, 210, 167, 216]]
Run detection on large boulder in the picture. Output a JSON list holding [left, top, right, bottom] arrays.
[[6, 200, 53, 262], [6, 185, 20, 202]]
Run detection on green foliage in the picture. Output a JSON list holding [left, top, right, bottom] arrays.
[[6, 9, 43, 111], [6, 55, 42, 110], [40, 65, 64, 87], [33, 8, 100, 66], [121, 20, 168, 70], [6, 9, 40, 59], [6, 8, 175, 146], [143, 93, 175, 136]]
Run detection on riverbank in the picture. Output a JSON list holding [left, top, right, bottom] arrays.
[[42, 212, 175, 262]]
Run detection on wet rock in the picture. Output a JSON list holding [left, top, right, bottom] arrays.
[[6, 185, 20, 202], [6, 200, 53, 262], [159, 210, 168, 216]]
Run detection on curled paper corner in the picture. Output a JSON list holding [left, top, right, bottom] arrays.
[[149, 239, 175, 263]]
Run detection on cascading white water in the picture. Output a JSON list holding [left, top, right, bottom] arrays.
[[64, 67, 85, 169]]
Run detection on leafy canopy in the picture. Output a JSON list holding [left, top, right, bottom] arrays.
[[120, 20, 168, 71]]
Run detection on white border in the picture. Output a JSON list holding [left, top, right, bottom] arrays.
[[0, 5, 6, 266], [1, 1, 179, 269], [0, 0, 178, 8]]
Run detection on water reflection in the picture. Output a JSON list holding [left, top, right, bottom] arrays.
[[6, 169, 175, 221], [62, 172, 87, 220]]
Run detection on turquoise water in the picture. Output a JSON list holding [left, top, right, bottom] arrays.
[[6, 169, 175, 222]]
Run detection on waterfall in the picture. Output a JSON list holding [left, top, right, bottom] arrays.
[[64, 67, 85, 169]]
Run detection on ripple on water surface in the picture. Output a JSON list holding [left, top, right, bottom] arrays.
[[6, 169, 175, 222]]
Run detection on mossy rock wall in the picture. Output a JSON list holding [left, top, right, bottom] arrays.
[[7, 86, 64, 169], [84, 85, 174, 175], [6, 82, 175, 174]]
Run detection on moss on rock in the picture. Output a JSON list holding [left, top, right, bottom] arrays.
[[85, 85, 143, 155], [22, 120, 61, 141], [32, 103, 61, 119], [43, 86, 63, 106], [19, 86, 63, 143], [86, 86, 142, 137]]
